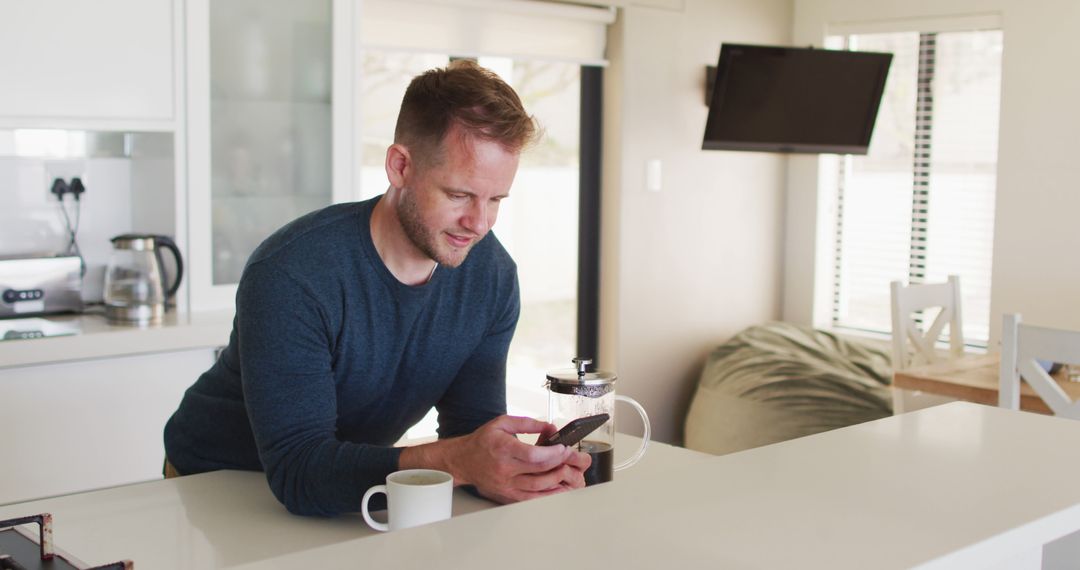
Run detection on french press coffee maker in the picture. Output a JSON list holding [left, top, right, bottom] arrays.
[[546, 358, 650, 485]]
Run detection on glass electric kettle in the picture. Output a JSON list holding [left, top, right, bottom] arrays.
[[103, 234, 183, 325]]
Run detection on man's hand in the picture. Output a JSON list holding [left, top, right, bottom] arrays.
[[399, 415, 591, 504]]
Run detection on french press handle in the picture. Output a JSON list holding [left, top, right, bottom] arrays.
[[613, 395, 650, 472]]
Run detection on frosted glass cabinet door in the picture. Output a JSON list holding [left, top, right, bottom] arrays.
[[187, 0, 340, 310], [208, 0, 333, 284]]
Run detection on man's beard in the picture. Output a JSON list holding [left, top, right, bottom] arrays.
[[396, 188, 473, 268]]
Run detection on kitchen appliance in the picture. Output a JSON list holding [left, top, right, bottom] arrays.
[[0, 256, 83, 318], [0, 513, 131, 569], [545, 358, 650, 485], [103, 234, 183, 326]]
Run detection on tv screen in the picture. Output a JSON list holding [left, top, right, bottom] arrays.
[[702, 43, 892, 154]]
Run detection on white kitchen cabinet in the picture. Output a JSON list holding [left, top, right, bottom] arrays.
[[0, 348, 215, 506], [185, 0, 358, 311], [0, 0, 177, 129]]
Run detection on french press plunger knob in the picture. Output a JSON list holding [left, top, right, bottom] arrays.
[[572, 357, 593, 378]]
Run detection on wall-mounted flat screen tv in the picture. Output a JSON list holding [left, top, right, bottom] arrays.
[[702, 43, 892, 154]]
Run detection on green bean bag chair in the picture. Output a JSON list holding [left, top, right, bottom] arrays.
[[684, 321, 893, 456]]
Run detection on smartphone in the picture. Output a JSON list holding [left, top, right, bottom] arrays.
[[537, 413, 610, 447]]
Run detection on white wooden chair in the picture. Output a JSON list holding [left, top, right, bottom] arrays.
[[890, 275, 964, 370], [999, 313, 1080, 419], [890, 275, 963, 413]]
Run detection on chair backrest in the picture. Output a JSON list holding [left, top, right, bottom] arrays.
[[890, 275, 964, 370], [999, 313, 1080, 419]]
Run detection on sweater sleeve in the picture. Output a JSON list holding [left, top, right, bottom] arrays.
[[435, 271, 520, 438], [236, 262, 402, 517]]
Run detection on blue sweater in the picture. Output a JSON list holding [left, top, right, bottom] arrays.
[[163, 197, 519, 516]]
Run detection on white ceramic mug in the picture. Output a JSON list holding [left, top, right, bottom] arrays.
[[361, 469, 453, 532]]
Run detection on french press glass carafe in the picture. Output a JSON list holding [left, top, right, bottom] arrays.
[[546, 358, 650, 485]]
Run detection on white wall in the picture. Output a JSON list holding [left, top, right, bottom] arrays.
[[989, 0, 1080, 340], [783, 0, 1080, 347], [601, 0, 792, 444]]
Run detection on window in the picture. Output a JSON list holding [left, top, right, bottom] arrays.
[[828, 29, 1003, 346], [358, 52, 593, 437], [354, 0, 611, 440]]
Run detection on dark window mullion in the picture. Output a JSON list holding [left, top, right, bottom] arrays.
[[908, 32, 936, 286], [577, 65, 602, 362], [832, 155, 848, 327], [907, 33, 936, 331], [831, 36, 852, 328]]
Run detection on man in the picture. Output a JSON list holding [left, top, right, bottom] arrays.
[[164, 61, 590, 517]]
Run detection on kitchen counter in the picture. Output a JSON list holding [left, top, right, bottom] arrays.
[[0, 469, 499, 569], [0, 434, 698, 569], [0, 308, 233, 369], [4, 405, 1080, 569], [0, 308, 234, 506]]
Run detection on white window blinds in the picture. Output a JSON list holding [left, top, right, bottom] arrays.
[[829, 29, 1003, 345], [359, 0, 614, 65]]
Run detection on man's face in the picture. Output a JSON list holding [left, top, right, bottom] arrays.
[[396, 130, 520, 268]]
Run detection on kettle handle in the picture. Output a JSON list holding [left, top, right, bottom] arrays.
[[153, 235, 184, 300]]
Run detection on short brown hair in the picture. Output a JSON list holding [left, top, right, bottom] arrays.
[[394, 60, 538, 165]]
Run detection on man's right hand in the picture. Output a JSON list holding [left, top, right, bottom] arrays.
[[398, 415, 591, 504]]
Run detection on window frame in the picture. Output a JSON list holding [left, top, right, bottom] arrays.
[[824, 23, 1003, 349]]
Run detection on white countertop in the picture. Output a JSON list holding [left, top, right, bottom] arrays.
[[0, 308, 234, 369], [0, 435, 705, 569], [4, 404, 1080, 568]]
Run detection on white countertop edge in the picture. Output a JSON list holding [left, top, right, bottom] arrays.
[[916, 501, 1080, 569], [0, 310, 234, 369]]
